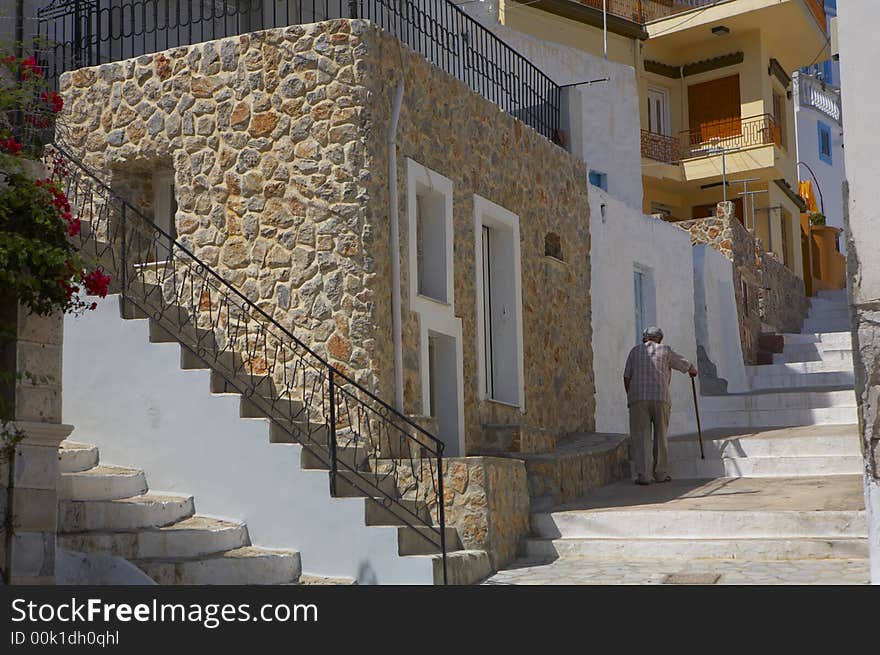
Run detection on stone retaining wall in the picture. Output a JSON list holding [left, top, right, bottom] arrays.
[[759, 251, 808, 334]]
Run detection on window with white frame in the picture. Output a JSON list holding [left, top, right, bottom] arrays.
[[407, 161, 453, 305], [152, 170, 177, 257]]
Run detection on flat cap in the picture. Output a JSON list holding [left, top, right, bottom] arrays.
[[643, 326, 663, 340]]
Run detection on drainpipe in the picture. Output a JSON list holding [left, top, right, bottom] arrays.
[[389, 81, 405, 412]]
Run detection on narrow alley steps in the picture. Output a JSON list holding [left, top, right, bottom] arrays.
[[523, 475, 867, 561], [667, 424, 862, 478]]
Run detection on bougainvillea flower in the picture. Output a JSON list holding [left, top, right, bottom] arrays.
[[83, 269, 112, 298], [0, 137, 22, 155]]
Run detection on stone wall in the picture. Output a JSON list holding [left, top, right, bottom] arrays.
[[442, 457, 529, 569], [759, 251, 808, 334], [363, 25, 594, 454], [61, 21, 383, 392], [4, 307, 73, 584]]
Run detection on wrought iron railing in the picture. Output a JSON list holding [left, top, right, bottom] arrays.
[[680, 113, 782, 159], [47, 144, 449, 583], [640, 129, 679, 163], [35, 0, 561, 141], [643, 114, 782, 164], [795, 71, 841, 123], [578, 0, 716, 24]]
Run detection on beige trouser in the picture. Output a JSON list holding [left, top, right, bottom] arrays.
[[628, 400, 671, 482]]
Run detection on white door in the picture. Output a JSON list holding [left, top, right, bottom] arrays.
[[647, 87, 670, 136]]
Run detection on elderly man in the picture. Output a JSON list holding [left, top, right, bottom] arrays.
[[623, 326, 697, 485]]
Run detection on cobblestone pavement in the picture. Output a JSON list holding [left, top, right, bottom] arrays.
[[482, 557, 869, 585]]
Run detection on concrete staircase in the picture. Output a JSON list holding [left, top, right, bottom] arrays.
[[699, 289, 857, 429], [508, 288, 868, 584], [67, 210, 489, 584], [58, 441, 304, 584]]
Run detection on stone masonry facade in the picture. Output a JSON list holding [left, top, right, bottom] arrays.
[[60, 19, 595, 457], [363, 27, 594, 454], [677, 202, 808, 363]]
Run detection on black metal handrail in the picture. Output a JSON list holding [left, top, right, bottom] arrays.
[[36, 0, 561, 141], [48, 144, 449, 583]]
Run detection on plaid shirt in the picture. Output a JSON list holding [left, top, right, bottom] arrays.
[[623, 341, 692, 406]]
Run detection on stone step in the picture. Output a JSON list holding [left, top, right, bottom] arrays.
[[59, 441, 99, 473], [532, 477, 866, 540], [333, 471, 399, 498], [148, 316, 218, 350], [59, 465, 148, 501], [700, 405, 857, 428], [746, 360, 854, 377], [58, 516, 249, 560], [134, 546, 302, 585], [398, 526, 462, 556], [775, 345, 852, 363], [363, 497, 432, 526], [533, 509, 865, 540], [807, 306, 850, 318], [239, 394, 306, 420], [699, 388, 856, 412], [429, 549, 493, 585], [801, 321, 850, 334], [668, 425, 860, 460], [59, 493, 195, 532], [522, 537, 869, 561], [746, 369, 854, 391], [301, 444, 369, 471], [669, 455, 863, 478], [782, 332, 852, 347], [268, 418, 330, 445]]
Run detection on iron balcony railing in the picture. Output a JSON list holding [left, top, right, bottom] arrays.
[[640, 129, 679, 163], [35, 0, 561, 141], [47, 144, 450, 583], [642, 114, 783, 163], [795, 71, 841, 124], [578, 0, 715, 24]]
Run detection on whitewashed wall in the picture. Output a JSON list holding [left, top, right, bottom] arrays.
[[463, 4, 643, 211], [692, 244, 748, 394], [589, 188, 698, 436], [62, 297, 435, 584], [794, 92, 846, 241], [837, 0, 880, 586]]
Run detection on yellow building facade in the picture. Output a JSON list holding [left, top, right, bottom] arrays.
[[498, 0, 829, 280]]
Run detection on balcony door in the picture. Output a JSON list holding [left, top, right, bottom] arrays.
[[688, 75, 742, 147], [647, 87, 670, 136]]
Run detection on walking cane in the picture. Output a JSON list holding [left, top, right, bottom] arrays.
[[691, 377, 705, 459]]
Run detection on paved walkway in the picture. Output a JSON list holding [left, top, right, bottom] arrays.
[[482, 557, 869, 585]]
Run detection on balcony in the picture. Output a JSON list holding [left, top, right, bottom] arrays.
[[681, 114, 782, 159], [795, 72, 841, 124], [578, 0, 714, 24], [641, 130, 680, 164], [642, 113, 782, 165]]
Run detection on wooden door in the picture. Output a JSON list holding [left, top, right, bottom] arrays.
[[688, 75, 742, 145]]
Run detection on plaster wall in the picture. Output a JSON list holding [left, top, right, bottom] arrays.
[[465, 3, 643, 210], [837, 0, 880, 584], [794, 101, 846, 236], [692, 244, 748, 394], [589, 188, 697, 437], [62, 296, 435, 584]]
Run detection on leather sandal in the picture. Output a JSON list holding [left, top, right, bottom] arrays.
[[634, 478, 652, 486], [655, 475, 672, 483]]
